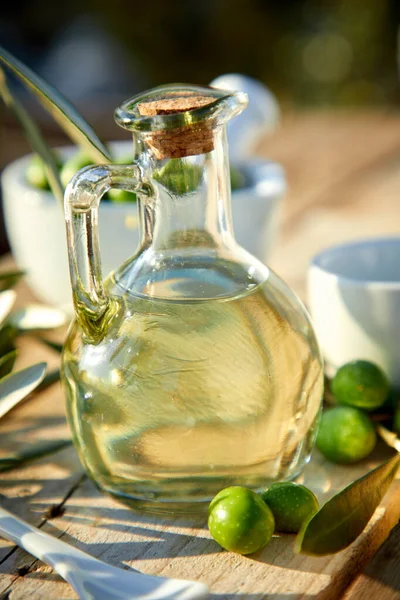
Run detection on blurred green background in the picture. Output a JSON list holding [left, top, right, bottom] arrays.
[[1, 0, 399, 111], [0, 0, 399, 256]]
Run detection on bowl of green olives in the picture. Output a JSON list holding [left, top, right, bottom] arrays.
[[1, 142, 285, 309]]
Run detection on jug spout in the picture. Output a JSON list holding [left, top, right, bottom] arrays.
[[64, 163, 149, 341]]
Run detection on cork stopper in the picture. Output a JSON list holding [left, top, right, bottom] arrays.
[[137, 95, 215, 159]]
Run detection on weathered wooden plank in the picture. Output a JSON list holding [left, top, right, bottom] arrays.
[[1, 443, 399, 599], [0, 451, 83, 599], [0, 278, 83, 592], [0, 388, 82, 561], [343, 521, 400, 599], [264, 112, 400, 224], [267, 117, 400, 298], [2, 114, 400, 598]]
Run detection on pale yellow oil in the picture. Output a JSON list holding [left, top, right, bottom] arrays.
[[62, 262, 323, 512]]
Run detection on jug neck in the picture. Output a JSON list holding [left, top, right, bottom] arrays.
[[140, 126, 235, 253]]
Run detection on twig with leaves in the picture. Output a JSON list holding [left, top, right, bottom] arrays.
[[0, 271, 71, 467], [0, 45, 111, 207]]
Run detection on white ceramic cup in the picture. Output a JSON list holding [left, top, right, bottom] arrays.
[[308, 237, 400, 387]]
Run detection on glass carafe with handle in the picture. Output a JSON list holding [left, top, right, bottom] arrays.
[[62, 84, 323, 513]]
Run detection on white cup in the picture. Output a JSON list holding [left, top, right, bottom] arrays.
[[308, 238, 400, 387], [209, 74, 280, 162]]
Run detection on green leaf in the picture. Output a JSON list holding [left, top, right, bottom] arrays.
[[0, 350, 17, 379], [35, 368, 60, 393], [0, 290, 16, 329], [0, 68, 64, 205], [0, 325, 17, 357], [0, 439, 72, 472], [0, 46, 110, 163], [0, 270, 25, 291], [9, 304, 67, 332], [295, 452, 400, 556], [0, 362, 47, 420], [37, 337, 63, 353]]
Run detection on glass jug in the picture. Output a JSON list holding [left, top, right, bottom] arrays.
[[62, 84, 323, 513]]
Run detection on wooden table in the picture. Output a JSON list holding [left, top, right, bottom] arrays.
[[1, 111, 400, 599]]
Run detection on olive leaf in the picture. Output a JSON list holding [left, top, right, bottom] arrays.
[[0, 325, 17, 357], [0, 439, 72, 472], [9, 304, 67, 332], [37, 337, 63, 353], [0, 290, 16, 329], [0, 270, 25, 292], [0, 362, 47, 420], [0, 67, 64, 205], [0, 350, 17, 379], [0, 46, 110, 163], [295, 452, 400, 556], [35, 368, 60, 393]]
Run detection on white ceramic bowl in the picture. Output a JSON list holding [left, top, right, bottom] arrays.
[[308, 237, 400, 387], [1, 142, 285, 310]]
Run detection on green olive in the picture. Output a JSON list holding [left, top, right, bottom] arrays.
[[112, 153, 133, 165], [316, 406, 377, 464], [261, 482, 319, 533], [107, 188, 137, 203], [26, 153, 62, 190], [26, 154, 49, 189], [230, 166, 246, 191], [393, 405, 400, 436], [208, 486, 275, 555], [153, 160, 203, 195], [60, 151, 93, 188], [332, 360, 389, 411]]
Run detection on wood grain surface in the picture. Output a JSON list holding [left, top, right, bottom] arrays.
[[1, 111, 400, 599]]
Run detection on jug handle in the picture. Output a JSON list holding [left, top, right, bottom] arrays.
[[64, 163, 149, 341]]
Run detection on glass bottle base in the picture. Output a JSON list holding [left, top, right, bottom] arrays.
[[96, 463, 308, 515]]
